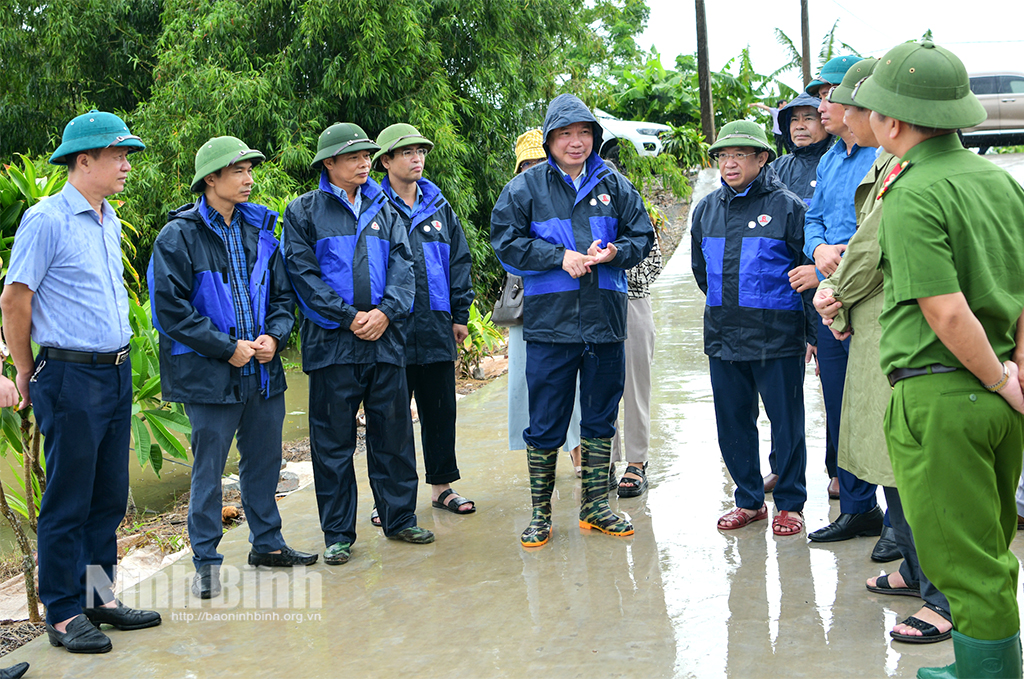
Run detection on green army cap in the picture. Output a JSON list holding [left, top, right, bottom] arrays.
[[311, 122, 379, 170], [806, 55, 864, 97], [708, 120, 776, 162], [371, 123, 434, 173], [853, 41, 986, 129], [49, 109, 145, 165], [830, 58, 878, 107], [190, 136, 266, 193]]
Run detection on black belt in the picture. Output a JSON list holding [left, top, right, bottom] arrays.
[[44, 346, 130, 366], [887, 364, 958, 387]]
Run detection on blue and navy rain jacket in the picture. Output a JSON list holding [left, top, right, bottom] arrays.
[[770, 92, 833, 205], [148, 198, 295, 404], [490, 94, 654, 344], [281, 173, 414, 371], [690, 164, 817, 361], [381, 176, 474, 365]]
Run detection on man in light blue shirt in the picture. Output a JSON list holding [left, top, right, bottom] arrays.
[[1, 111, 161, 654], [788, 58, 886, 545]]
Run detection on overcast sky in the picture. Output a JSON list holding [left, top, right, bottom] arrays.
[[638, 0, 1024, 94]]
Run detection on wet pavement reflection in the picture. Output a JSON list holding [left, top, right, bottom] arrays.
[[6, 165, 1024, 677]]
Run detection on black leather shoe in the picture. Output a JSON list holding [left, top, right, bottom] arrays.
[[83, 599, 161, 630], [46, 614, 112, 653], [871, 525, 902, 562], [0, 662, 29, 679], [248, 545, 319, 567], [808, 506, 884, 543], [192, 565, 221, 599]]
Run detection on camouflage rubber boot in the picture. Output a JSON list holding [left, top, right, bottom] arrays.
[[579, 437, 634, 536], [521, 446, 558, 547]]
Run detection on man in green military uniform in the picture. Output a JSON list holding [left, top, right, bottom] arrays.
[[856, 41, 1024, 678]]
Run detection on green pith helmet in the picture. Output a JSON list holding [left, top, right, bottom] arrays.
[[190, 136, 266, 193], [806, 55, 865, 97], [49, 109, 145, 165], [310, 122, 379, 170], [708, 120, 777, 162], [371, 123, 434, 172], [830, 58, 878, 107], [853, 41, 986, 129]]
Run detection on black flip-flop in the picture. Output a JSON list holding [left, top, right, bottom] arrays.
[[432, 488, 476, 515], [866, 573, 921, 598], [890, 615, 952, 644]]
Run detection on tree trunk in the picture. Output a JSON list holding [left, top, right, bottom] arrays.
[[31, 421, 45, 496], [21, 414, 36, 534], [0, 484, 40, 622], [801, 0, 812, 87], [694, 0, 715, 143]]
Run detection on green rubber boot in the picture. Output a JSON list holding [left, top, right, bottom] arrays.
[[918, 631, 1023, 679], [521, 446, 557, 547], [579, 437, 633, 537]]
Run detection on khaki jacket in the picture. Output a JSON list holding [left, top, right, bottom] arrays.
[[818, 151, 899, 487]]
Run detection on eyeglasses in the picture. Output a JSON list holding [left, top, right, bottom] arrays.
[[715, 151, 759, 162], [399, 148, 428, 159]]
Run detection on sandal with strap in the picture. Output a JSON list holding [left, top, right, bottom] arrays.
[[890, 615, 952, 644], [617, 463, 649, 498], [717, 504, 768, 530], [370, 506, 381, 527], [866, 573, 921, 598], [772, 510, 804, 536], [432, 488, 476, 515]]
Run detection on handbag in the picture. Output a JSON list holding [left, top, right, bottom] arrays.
[[491, 273, 524, 327]]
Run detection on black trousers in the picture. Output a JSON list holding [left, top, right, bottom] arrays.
[[308, 363, 418, 546], [406, 362, 460, 485]]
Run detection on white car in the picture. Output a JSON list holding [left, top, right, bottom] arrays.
[[593, 108, 671, 157]]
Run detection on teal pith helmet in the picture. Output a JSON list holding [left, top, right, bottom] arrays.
[[852, 41, 986, 129], [49, 109, 145, 166], [806, 55, 865, 97], [830, 58, 878, 107], [310, 123, 380, 170], [371, 123, 434, 173], [190, 136, 266, 193], [708, 120, 776, 162]]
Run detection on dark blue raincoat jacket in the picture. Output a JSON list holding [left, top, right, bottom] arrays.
[[690, 165, 817, 361], [149, 198, 295, 404], [381, 176, 474, 365], [490, 94, 654, 344], [282, 173, 414, 371]]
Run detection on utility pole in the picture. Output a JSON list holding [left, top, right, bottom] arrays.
[[801, 0, 812, 86], [695, 0, 715, 143]]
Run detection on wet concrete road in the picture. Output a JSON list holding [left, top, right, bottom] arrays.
[[7, 165, 1024, 678]]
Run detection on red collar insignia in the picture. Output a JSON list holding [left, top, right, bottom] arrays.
[[877, 160, 910, 200]]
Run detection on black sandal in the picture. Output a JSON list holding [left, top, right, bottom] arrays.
[[370, 506, 381, 527], [431, 488, 476, 515], [617, 462, 649, 498], [890, 615, 952, 644]]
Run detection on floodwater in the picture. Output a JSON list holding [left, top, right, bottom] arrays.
[[5, 157, 1024, 676]]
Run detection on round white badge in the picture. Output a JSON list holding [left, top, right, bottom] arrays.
[[748, 221, 756, 229], [423, 226, 431, 232], [811, 180, 817, 188], [590, 198, 597, 206]]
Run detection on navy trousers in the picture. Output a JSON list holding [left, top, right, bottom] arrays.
[[524, 342, 624, 450], [308, 363, 418, 546], [816, 323, 877, 513], [185, 373, 287, 570], [406, 362, 460, 485], [709, 355, 807, 513], [32, 352, 131, 625]]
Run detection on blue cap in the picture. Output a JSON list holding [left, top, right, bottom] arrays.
[[805, 55, 865, 97], [49, 110, 145, 165]]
